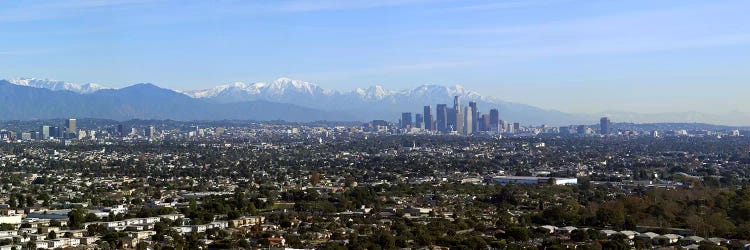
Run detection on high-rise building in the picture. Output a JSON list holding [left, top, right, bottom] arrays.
[[447, 108, 457, 132], [52, 126, 61, 138], [453, 96, 461, 111], [481, 114, 490, 132], [423, 106, 433, 131], [456, 109, 463, 134], [577, 125, 586, 134], [489, 109, 500, 132], [145, 126, 156, 138], [66, 119, 77, 138], [463, 106, 473, 135], [600, 117, 611, 135], [116, 124, 124, 137], [453, 96, 463, 133], [513, 123, 521, 133], [401, 112, 412, 129], [469, 101, 478, 133], [415, 114, 424, 129], [436, 104, 447, 133], [42, 125, 51, 139], [560, 126, 571, 135]]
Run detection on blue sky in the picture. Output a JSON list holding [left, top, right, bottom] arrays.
[[1, 0, 749, 115]]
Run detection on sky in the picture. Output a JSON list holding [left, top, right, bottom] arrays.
[[1, 0, 749, 115]]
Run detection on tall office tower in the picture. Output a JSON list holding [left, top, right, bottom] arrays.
[[447, 108, 457, 132], [453, 96, 461, 111], [469, 101, 478, 132], [452, 95, 462, 133], [423, 106, 433, 131], [463, 106, 473, 135], [415, 114, 424, 129], [436, 104, 448, 133], [559, 126, 571, 135], [42, 126, 51, 139], [401, 112, 412, 129], [67, 119, 77, 138], [513, 122, 521, 133], [456, 109, 464, 134], [489, 109, 500, 132], [506, 122, 514, 133], [52, 126, 61, 138], [117, 124, 124, 137], [146, 126, 156, 138], [600, 117, 611, 135], [482, 114, 490, 132], [475, 111, 482, 131]]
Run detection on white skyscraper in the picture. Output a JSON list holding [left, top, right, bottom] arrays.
[[464, 106, 473, 135]]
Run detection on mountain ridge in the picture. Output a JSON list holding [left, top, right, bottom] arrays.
[[0, 80, 346, 122], [3, 77, 749, 126]]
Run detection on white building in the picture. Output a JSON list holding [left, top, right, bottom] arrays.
[[491, 176, 578, 185]]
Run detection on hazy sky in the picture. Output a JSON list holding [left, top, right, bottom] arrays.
[[1, 0, 748, 115]]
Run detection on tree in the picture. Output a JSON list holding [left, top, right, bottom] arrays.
[[505, 227, 530, 242], [47, 231, 56, 240], [68, 208, 87, 229], [310, 171, 321, 186], [0, 224, 15, 231], [570, 229, 589, 242]]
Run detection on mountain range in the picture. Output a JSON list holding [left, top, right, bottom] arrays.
[[2, 77, 748, 126]]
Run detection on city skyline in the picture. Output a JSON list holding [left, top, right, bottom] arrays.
[[1, 0, 749, 116]]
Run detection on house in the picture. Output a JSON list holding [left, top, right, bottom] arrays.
[[539, 225, 557, 234], [680, 236, 705, 245], [601, 229, 618, 237], [229, 216, 265, 228], [129, 231, 156, 240], [655, 234, 682, 245], [267, 236, 285, 248], [559, 226, 577, 234], [637, 232, 660, 242], [708, 237, 730, 246], [619, 230, 639, 239]]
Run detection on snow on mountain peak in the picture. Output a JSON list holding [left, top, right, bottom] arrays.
[[6, 77, 109, 94]]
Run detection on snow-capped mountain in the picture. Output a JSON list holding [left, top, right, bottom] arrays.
[[7, 77, 109, 94], [184, 78, 332, 99], [183, 77, 583, 124], [187, 78, 490, 104], [3, 76, 748, 125]]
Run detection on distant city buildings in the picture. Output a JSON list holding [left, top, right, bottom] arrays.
[[394, 96, 507, 136], [423, 106, 433, 131], [436, 104, 447, 133], [67, 118, 77, 138], [600, 117, 611, 135], [401, 112, 412, 129]]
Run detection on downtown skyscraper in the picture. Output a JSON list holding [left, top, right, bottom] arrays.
[[436, 104, 447, 133], [423, 106, 433, 131]]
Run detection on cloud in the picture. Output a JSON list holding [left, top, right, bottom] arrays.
[[0, 0, 159, 22], [427, 0, 570, 13], [0, 50, 49, 56], [429, 1, 750, 57], [274, 0, 449, 12]]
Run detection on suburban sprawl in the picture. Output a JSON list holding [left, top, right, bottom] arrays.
[[0, 119, 749, 250]]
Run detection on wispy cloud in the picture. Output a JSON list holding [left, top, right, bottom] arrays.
[[0, 50, 49, 56], [274, 0, 450, 12], [0, 0, 159, 22], [428, 0, 571, 13], [429, 1, 750, 57]]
